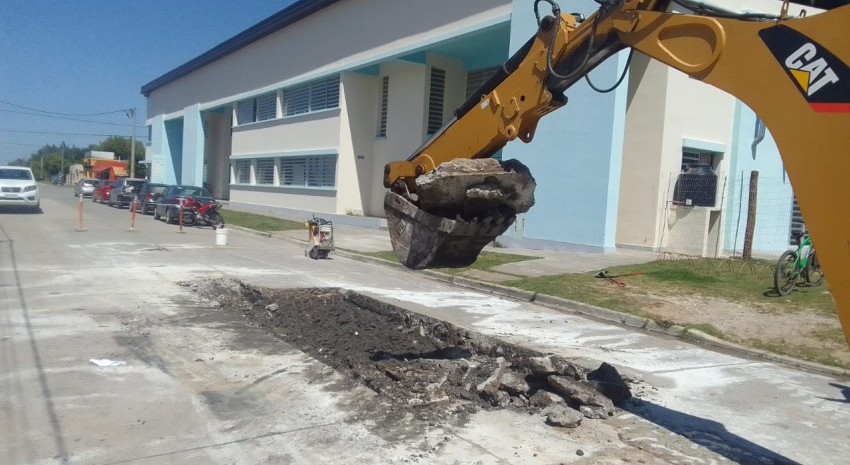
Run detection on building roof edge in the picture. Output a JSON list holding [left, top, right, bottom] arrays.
[[140, 0, 340, 97]]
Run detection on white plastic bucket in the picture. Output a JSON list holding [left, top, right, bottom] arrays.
[[215, 228, 230, 246]]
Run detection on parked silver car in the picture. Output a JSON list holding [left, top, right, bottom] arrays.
[[74, 178, 99, 198]]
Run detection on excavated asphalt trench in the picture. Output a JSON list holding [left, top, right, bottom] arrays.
[[183, 278, 633, 433]]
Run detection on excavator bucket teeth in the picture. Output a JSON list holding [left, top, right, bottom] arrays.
[[385, 191, 515, 269]]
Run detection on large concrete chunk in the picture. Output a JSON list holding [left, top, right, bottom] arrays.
[[385, 158, 536, 269], [416, 158, 536, 219]]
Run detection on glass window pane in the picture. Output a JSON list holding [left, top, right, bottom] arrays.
[[236, 100, 255, 125], [283, 84, 310, 116], [256, 158, 275, 184], [256, 93, 277, 121], [310, 80, 327, 111], [281, 158, 306, 186], [234, 160, 251, 184]]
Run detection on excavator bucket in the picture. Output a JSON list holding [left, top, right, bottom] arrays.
[[385, 158, 536, 269]]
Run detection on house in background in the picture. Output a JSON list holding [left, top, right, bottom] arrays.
[[141, 0, 813, 258]]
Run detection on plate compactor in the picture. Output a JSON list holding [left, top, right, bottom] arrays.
[[306, 216, 334, 259]]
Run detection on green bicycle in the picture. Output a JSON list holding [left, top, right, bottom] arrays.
[[773, 232, 824, 296]]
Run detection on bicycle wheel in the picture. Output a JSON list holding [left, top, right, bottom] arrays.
[[774, 250, 799, 296], [804, 251, 825, 287]]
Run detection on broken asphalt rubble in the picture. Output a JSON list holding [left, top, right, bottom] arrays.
[[184, 279, 633, 430]]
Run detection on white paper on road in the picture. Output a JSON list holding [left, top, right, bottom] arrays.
[[89, 358, 126, 368]]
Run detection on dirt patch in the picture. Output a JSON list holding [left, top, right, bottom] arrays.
[[629, 291, 850, 367], [181, 278, 633, 434]]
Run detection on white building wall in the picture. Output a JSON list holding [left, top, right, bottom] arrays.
[[337, 72, 378, 216], [370, 60, 428, 215], [618, 55, 669, 250], [617, 0, 817, 255], [231, 110, 341, 155], [229, 111, 341, 210], [146, 0, 510, 117]]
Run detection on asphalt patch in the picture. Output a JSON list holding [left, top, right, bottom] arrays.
[[182, 278, 632, 431]]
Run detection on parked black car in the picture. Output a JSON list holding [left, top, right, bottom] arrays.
[[135, 182, 168, 214], [108, 177, 146, 208], [153, 185, 215, 224]]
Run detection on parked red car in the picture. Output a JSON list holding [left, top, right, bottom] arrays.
[[91, 180, 116, 204]]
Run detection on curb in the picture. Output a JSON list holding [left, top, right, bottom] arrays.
[[232, 226, 850, 378]]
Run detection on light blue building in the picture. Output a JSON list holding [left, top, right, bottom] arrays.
[[141, 0, 808, 258]]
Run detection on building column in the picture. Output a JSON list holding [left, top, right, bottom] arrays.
[[182, 104, 205, 186], [146, 115, 178, 184]]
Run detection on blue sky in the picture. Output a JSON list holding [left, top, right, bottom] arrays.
[[0, 0, 297, 164]]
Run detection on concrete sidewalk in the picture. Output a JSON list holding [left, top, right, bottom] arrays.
[[225, 201, 658, 279]]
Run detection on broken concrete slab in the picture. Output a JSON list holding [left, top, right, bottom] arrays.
[[548, 376, 615, 418], [544, 404, 584, 428], [416, 158, 536, 219], [529, 390, 565, 407], [499, 371, 530, 396], [527, 355, 580, 379]]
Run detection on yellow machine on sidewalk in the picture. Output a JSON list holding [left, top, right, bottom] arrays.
[[306, 215, 334, 260]]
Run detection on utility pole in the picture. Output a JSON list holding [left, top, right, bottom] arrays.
[[61, 142, 65, 179], [128, 107, 136, 178]]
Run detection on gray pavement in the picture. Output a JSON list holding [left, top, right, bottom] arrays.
[[2, 186, 849, 465]]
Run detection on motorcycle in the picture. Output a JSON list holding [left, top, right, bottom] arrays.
[[181, 196, 225, 229]]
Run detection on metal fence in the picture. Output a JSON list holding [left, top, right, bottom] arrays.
[[660, 171, 797, 260]]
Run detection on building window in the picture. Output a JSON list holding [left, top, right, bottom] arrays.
[[377, 76, 389, 138], [236, 100, 254, 126], [681, 150, 711, 172], [236, 92, 278, 125], [234, 160, 251, 184], [306, 156, 336, 187], [427, 68, 446, 134], [673, 149, 718, 207], [281, 158, 306, 186], [256, 93, 277, 121], [231, 155, 336, 188], [283, 75, 340, 116], [256, 158, 275, 185], [466, 66, 499, 99], [282, 155, 336, 188]]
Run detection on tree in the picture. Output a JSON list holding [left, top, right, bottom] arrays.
[[17, 138, 145, 181]]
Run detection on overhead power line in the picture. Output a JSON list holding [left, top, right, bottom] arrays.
[[0, 99, 130, 117], [0, 128, 148, 139], [0, 109, 135, 127]]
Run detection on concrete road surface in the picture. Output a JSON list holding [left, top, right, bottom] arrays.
[[1, 185, 848, 464]]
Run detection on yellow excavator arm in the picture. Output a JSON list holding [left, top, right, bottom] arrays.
[[383, 0, 850, 344]]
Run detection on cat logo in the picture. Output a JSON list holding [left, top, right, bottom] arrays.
[[785, 43, 839, 97], [760, 25, 850, 112]]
